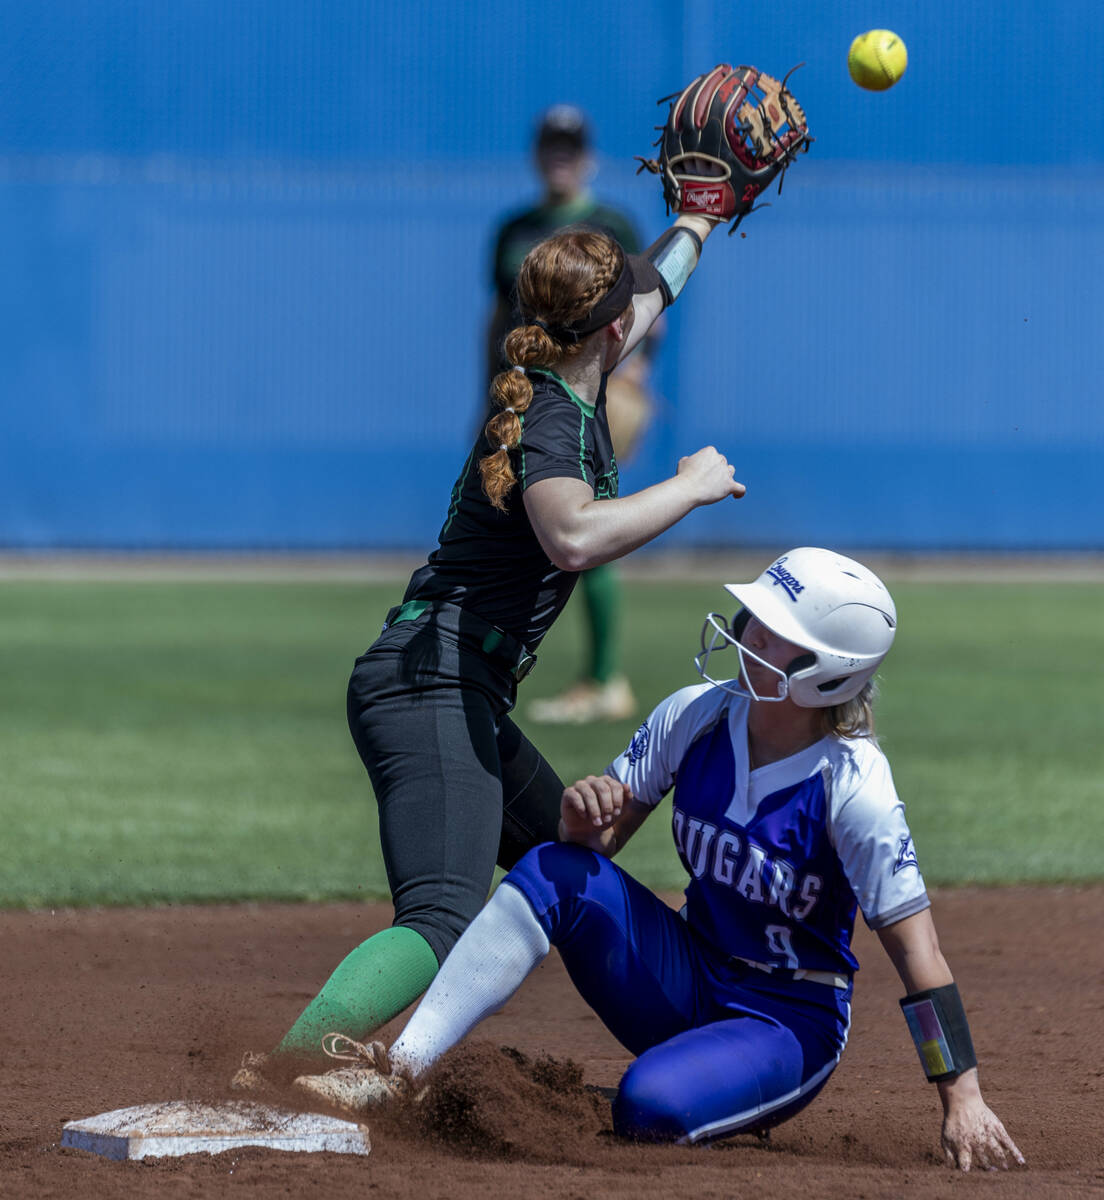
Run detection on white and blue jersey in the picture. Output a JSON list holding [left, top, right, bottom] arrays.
[[504, 682, 930, 1144], [608, 683, 930, 978]]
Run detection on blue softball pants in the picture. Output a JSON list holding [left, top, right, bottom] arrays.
[[505, 842, 852, 1144]]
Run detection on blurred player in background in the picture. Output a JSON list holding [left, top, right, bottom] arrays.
[[293, 548, 1024, 1173], [488, 106, 660, 725]]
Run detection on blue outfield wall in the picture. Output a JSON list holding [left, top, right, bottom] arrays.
[[0, 1, 1101, 550]]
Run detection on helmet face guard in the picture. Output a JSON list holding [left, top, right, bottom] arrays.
[[695, 612, 790, 702], [693, 548, 897, 709]]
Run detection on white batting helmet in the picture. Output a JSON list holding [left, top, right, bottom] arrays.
[[695, 547, 897, 707]]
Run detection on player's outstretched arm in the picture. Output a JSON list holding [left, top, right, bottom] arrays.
[[524, 446, 744, 573], [617, 213, 722, 363], [876, 910, 1026, 1172]]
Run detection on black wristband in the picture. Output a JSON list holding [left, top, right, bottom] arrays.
[[899, 982, 978, 1082]]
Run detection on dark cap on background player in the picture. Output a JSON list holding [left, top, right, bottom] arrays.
[[535, 104, 591, 152]]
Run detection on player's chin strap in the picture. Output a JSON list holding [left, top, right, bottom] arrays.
[[900, 983, 978, 1081]]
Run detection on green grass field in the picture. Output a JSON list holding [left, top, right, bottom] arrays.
[[1, 575, 1102, 907]]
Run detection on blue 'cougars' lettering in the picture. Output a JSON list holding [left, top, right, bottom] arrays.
[[736, 844, 768, 902], [790, 874, 822, 920], [765, 555, 805, 601], [711, 830, 742, 886], [683, 818, 716, 879], [672, 807, 821, 921], [767, 856, 795, 915]]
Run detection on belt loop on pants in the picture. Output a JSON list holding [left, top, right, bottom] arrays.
[[381, 600, 537, 681], [731, 954, 850, 991], [478, 625, 538, 681], [381, 600, 430, 632]]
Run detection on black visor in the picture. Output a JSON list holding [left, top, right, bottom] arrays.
[[525, 253, 664, 344]]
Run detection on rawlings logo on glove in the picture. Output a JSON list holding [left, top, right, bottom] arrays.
[[682, 183, 730, 213], [637, 63, 812, 232]]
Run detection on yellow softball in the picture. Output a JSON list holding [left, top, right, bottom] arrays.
[[848, 29, 908, 91]]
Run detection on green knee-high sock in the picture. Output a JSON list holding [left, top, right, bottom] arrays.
[[580, 562, 621, 684], [275, 925, 439, 1058]]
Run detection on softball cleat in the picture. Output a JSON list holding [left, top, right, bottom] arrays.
[[527, 675, 636, 724], [292, 1033, 420, 1114]]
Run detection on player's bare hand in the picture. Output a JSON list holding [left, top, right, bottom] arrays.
[[941, 1095, 1025, 1172], [560, 775, 632, 837], [676, 446, 746, 505]]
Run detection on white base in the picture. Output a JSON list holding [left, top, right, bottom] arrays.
[[61, 1100, 370, 1160]]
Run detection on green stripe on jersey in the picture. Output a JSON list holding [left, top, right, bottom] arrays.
[[441, 447, 476, 537], [529, 369, 595, 418]]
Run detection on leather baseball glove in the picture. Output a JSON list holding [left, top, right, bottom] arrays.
[[638, 63, 811, 231]]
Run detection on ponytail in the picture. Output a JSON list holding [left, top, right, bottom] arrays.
[[479, 325, 564, 512], [479, 228, 624, 511]]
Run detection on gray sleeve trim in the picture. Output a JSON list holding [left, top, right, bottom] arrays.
[[864, 892, 931, 931], [642, 227, 702, 305]]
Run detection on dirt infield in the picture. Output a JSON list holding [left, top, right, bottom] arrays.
[[3, 888, 1101, 1199]]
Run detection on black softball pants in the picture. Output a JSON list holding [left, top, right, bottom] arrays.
[[346, 605, 564, 966]]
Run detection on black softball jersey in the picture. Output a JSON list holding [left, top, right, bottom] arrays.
[[402, 370, 617, 649]]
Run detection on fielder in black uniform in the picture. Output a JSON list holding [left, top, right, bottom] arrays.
[[234, 210, 742, 1088]]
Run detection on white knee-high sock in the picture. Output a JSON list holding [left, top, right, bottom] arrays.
[[389, 882, 550, 1078]]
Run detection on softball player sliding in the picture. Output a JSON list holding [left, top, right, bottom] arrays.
[[293, 549, 1024, 1173]]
